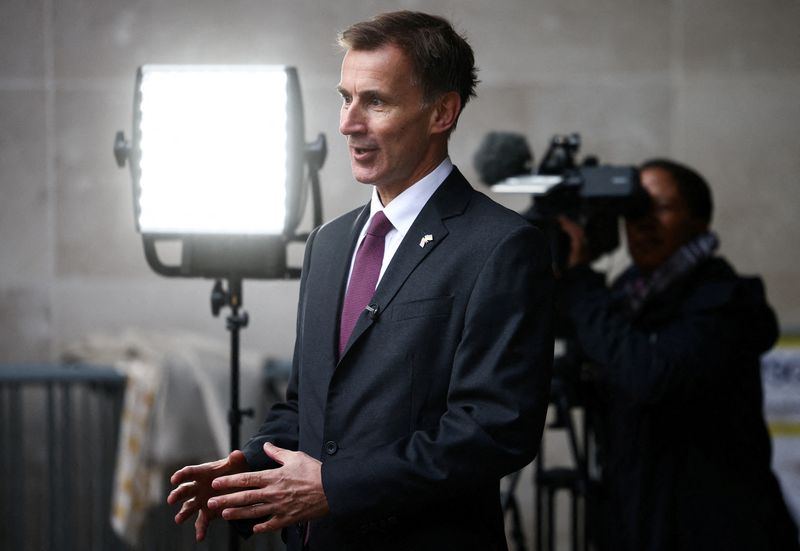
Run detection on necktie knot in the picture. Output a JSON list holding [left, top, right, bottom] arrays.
[[366, 211, 393, 238]]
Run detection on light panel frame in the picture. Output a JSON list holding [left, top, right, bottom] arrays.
[[129, 64, 306, 239]]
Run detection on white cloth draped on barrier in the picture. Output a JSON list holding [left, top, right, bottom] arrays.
[[61, 329, 270, 547]]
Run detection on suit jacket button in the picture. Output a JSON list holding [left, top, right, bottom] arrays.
[[324, 440, 338, 455]]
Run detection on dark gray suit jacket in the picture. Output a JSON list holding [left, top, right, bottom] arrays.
[[242, 167, 554, 550]]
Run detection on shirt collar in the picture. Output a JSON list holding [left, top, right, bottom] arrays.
[[367, 157, 453, 237]]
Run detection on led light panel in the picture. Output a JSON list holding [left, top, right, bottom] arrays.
[[134, 65, 299, 235]]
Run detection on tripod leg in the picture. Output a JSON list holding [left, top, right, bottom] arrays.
[[502, 470, 522, 512], [571, 488, 578, 551], [507, 495, 527, 551]]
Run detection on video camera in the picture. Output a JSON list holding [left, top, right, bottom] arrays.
[[473, 132, 649, 271]]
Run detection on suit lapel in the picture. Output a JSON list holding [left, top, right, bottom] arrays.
[[339, 168, 473, 360]]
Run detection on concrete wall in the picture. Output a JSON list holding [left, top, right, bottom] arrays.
[[1, 0, 799, 364]]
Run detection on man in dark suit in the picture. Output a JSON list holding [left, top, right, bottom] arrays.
[[168, 11, 554, 550]]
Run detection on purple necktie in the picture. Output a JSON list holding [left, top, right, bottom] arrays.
[[338, 211, 394, 357]]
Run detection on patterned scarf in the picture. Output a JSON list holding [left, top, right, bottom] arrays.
[[624, 231, 719, 316]]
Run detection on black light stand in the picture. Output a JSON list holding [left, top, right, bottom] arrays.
[[211, 278, 254, 551], [210, 279, 254, 454]]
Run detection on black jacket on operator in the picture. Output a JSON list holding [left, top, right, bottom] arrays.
[[564, 256, 799, 551]]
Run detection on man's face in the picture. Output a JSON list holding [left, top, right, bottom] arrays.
[[337, 44, 442, 203], [625, 167, 706, 273]]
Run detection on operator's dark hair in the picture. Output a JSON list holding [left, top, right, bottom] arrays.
[[337, 11, 479, 113], [640, 158, 714, 225]]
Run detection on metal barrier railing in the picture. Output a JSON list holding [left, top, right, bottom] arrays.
[[0, 362, 286, 551], [0, 364, 126, 550]]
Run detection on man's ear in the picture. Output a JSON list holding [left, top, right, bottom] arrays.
[[429, 91, 462, 135]]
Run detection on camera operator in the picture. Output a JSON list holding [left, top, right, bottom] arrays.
[[558, 159, 799, 550]]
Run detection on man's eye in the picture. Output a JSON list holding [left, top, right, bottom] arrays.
[[369, 96, 383, 106]]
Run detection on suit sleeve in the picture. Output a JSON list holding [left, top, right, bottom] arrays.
[[321, 224, 554, 523]]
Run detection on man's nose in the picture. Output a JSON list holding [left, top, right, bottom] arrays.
[[339, 105, 366, 136]]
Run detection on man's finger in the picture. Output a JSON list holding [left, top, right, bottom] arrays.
[[253, 514, 287, 534], [195, 509, 212, 542], [167, 481, 196, 505], [175, 497, 200, 525], [263, 442, 290, 466], [212, 470, 268, 491], [171, 461, 212, 484], [220, 502, 274, 521], [170, 466, 193, 485], [228, 449, 249, 469], [208, 487, 267, 510], [171, 455, 231, 485]]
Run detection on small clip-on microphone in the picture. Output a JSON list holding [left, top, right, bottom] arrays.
[[365, 304, 380, 320]]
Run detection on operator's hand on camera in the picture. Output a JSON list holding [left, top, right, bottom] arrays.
[[558, 215, 592, 269], [167, 449, 249, 541], [206, 442, 330, 534]]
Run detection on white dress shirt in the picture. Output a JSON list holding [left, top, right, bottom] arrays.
[[346, 157, 453, 289]]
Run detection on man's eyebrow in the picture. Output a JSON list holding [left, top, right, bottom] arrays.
[[336, 86, 384, 99]]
